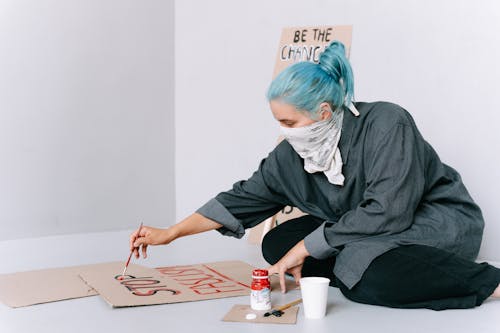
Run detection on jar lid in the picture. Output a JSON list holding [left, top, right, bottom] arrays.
[[252, 269, 269, 277]]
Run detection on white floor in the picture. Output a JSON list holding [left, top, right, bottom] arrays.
[[1, 229, 499, 333]]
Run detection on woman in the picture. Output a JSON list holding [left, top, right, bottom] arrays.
[[130, 41, 500, 310]]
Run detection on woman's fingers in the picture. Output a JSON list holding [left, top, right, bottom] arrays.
[[133, 247, 140, 259], [267, 240, 309, 293], [129, 229, 140, 251], [128, 226, 173, 260], [267, 264, 288, 293], [279, 268, 287, 293], [133, 232, 148, 248], [289, 265, 302, 286], [130, 226, 151, 258], [133, 234, 148, 259]]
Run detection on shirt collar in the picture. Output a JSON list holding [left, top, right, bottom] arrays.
[[339, 102, 359, 164]]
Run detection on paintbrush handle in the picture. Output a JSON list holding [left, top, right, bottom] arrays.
[[124, 250, 133, 267], [277, 298, 302, 311], [121, 222, 144, 277], [127, 222, 144, 264]]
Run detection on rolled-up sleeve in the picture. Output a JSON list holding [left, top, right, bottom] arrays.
[[196, 152, 288, 238], [304, 222, 339, 259], [304, 122, 426, 259], [196, 198, 245, 237]]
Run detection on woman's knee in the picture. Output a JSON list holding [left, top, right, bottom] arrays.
[[261, 228, 282, 265], [261, 215, 323, 265]]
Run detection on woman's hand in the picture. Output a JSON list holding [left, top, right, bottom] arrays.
[[129, 226, 177, 259], [127, 213, 223, 260], [267, 240, 310, 293]]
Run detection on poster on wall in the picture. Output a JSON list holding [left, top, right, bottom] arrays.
[[248, 25, 352, 244], [272, 25, 353, 78]]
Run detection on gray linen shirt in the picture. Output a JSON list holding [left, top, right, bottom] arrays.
[[196, 101, 484, 289]]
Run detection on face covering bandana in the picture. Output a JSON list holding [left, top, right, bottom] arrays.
[[280, 103, 359, 186]]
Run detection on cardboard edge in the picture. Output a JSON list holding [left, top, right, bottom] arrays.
[[1, 291, 99, 309]]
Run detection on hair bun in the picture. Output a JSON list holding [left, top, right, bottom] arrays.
[[318, 41, 347, 80], [318, 41, 354, 105]]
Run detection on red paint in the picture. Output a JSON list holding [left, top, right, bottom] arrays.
[[251, 269, 270, 291], [156, 264, 250, 295], [202, 265, 251, 289], [114, 275, 180, 296]]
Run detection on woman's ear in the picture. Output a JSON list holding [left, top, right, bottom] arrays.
[[319, 102, 333, 121]]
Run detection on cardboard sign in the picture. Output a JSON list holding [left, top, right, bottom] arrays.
[[247, 216, 274, 245], [0, 261, 296, 308], [222, 304, 299, 325], [78, 261, 296, 308], [247, 207, 307, 245], [0, 264, 99, 308], [274, 206, 307, 226], [272, 25, 353, 78]]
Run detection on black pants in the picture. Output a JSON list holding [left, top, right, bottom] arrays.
[[261, 215, 500, 310]]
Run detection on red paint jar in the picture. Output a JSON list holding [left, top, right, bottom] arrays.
[[250, 269, 271, 310]]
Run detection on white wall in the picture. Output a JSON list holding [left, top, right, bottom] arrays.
[[175, 0, 500, 261], [0, 0, 175, 239]]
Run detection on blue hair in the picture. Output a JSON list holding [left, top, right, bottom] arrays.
[[266, 41, 354, 117]]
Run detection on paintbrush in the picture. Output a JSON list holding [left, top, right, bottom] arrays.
[[119, 222, 143, 279], [264, 298, 302, 317]]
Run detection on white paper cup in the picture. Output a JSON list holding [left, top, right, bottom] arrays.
[[299, 277, 330, 319]]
